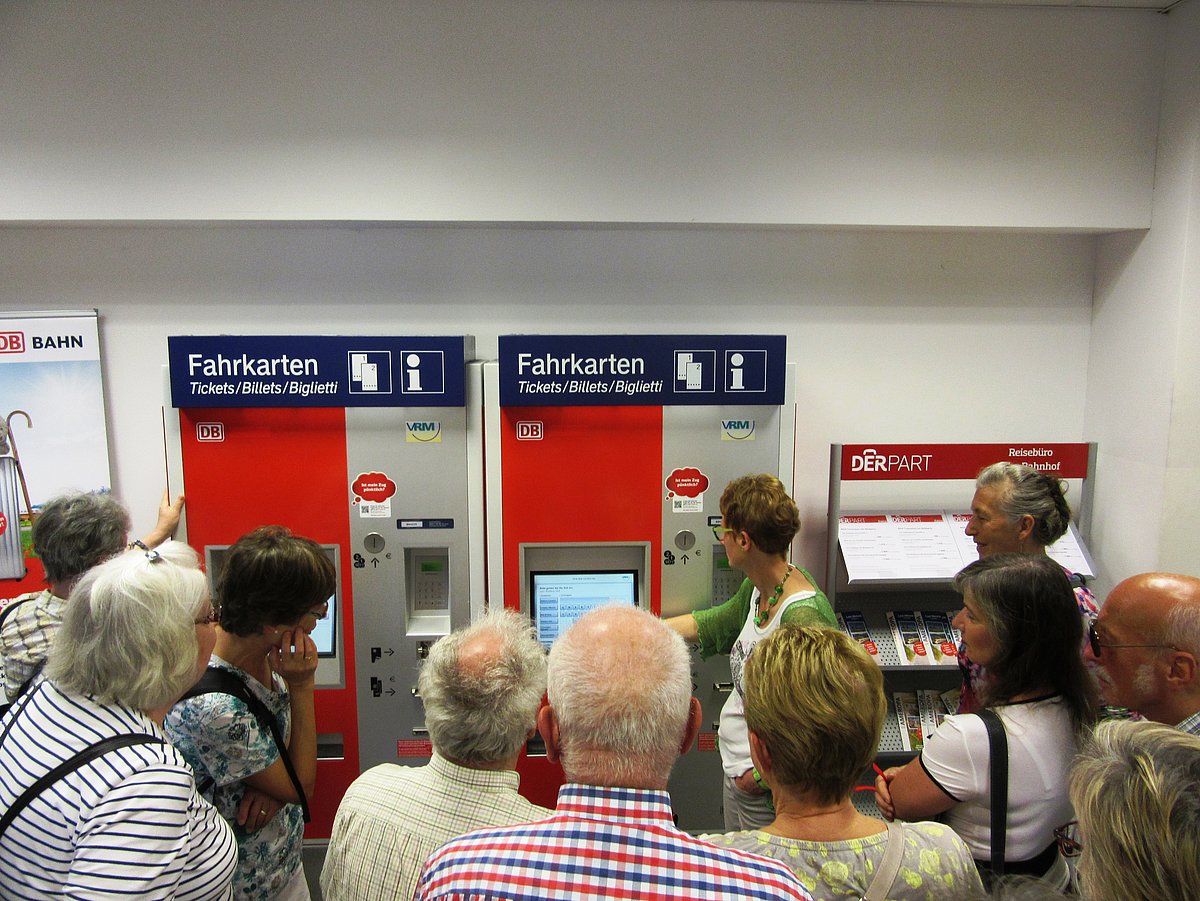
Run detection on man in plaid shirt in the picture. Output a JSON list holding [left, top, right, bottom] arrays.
[[415, 605, 813, 901]]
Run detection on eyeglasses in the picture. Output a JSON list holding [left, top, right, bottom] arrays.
[[1054, 820, 1081, 859], [1087, 620, 1179, 659], [305, 603, 329, 622], [194, 607, 220, 626], [712, 526, 736, 542]]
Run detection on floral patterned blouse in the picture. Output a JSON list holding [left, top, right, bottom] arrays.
[[165, 655, 304, 901]]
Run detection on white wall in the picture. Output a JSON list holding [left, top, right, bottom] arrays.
[[0, 225, 1094, 584], [1086, 0, 1200, 590], [0, 0, 1163, 228]]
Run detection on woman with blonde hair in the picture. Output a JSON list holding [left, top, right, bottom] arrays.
[[1068, 719, 1200, 901], [706, 625, 982, 899]]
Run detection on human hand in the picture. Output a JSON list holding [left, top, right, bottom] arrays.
[[734, 767, 766, 796], [142, 490, 185, 547], [874, 766, 901, 821], [270, 629, 318, 688], [237, 787, 283, 832]]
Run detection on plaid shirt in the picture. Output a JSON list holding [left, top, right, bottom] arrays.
[[321, 752, 550, 901], [0, 589, 62, 701], [415, 783, 814, 901], [1176, 711, 1200, 736]]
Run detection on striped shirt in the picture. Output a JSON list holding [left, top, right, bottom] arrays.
[[321, 752, 550, 901], [0, 679, 237, 900], [415, 783, 815, 901]]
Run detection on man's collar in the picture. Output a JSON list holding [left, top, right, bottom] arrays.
[[555, 783, 676, 826]]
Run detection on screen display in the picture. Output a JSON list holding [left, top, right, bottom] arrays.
[[529, 569, 638, 648], [309, 590, 337, 658]]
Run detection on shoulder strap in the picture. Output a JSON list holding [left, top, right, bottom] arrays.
[[861, 821, 906, 901], [182, 666, 310, 822], [0, 596, 35, 631], [978, 708, 1008, 875], [0, 733, 164, 840]]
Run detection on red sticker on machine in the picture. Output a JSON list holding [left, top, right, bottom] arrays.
[[352, 472, 397, 519], [666, 467, 709, 513]]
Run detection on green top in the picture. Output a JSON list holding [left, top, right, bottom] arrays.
[[692, 568, 836, 659]]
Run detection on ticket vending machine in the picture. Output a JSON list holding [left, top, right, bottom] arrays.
[[483, 334, 794, 829], [165, 335, 481, 838]]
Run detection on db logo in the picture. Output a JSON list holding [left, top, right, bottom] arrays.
[[516, 421, 543, 441], [0, 511, 7, 536], [197, 422, 225, 442], [0, 332, 25, 354]]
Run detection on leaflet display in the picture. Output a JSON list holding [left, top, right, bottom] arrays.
[[839, 512, 1095, 583], [530, 570, 638, 648]]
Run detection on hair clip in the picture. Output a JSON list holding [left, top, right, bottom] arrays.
[[144, 549, 162, 563]]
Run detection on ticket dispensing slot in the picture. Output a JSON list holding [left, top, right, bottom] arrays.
[[405, 547, 451, 637]]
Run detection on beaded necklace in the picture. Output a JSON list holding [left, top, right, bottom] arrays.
[[755, 563, 794, 626]]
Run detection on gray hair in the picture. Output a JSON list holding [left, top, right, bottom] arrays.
[[547, 605, 692, 787], [46, 541, 208, 711], [976, 462, 1072, 547], [418, 608, 547, 765], [1160, 602, 1200, 658], [32, 491, 131, 585], [1070, 719, 1200, 901]]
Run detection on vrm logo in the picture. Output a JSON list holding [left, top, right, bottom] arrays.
[[721, 419, 756, 441], [516, 421, 543, 441], [0, 332, 25, 354], [197, 422, 225, 442], [405, 421, 443, 443]]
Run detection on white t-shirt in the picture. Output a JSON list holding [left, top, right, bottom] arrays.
[[719, 589, 817, 778], [919, 696, 1076, 862]]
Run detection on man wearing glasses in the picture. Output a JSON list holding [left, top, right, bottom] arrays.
[[1085, 572, 1200, 734]]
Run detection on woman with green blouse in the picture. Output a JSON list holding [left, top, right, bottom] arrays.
[[665, 473, 835, 829]]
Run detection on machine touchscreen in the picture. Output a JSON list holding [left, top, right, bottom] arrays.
[[529, 569, 638, 648]]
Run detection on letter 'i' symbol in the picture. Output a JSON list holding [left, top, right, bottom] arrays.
[[405, 354, 422, 392], [730, 353, 745, 390]]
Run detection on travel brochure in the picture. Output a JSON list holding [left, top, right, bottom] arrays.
[[838, 512, 1094, 582], [837, 609, 962, 667]]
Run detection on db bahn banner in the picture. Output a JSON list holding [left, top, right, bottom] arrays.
[[0, 310, 112, 580], [839, 443, 1091, 481]]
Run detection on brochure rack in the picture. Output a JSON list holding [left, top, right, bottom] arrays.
[[826, 443, 1098, 765]]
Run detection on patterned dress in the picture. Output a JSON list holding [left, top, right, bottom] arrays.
[[165, 655, 304, 901]]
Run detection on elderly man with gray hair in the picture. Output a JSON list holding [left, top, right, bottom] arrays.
[[320, 609, 550, 901], [415, 605, 813, 901]]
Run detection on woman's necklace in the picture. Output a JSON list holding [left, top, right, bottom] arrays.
[[755, 563, 794, 626]]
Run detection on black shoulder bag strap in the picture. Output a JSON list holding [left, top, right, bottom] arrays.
[[978, 708, 1008, 876], [181, 666, 311, 823], [0, 733, 164, 840]]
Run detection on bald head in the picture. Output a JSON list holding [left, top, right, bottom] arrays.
[[544, 605, 697, 789], [1093, 573, 1200, 726]]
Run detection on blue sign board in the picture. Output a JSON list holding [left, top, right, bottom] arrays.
[[168, 335, 473, 408], [498, 335, 787, 406]]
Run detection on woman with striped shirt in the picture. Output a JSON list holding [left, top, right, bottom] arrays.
[[0, 542, 236, 900]]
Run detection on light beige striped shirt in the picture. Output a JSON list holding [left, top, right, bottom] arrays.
[[320, 752, 550, 901]]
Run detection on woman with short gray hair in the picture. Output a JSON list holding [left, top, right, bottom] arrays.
[[0, 488, 184, 702], [959, 463, 1098, 712], [0, 541, 236, 899]]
